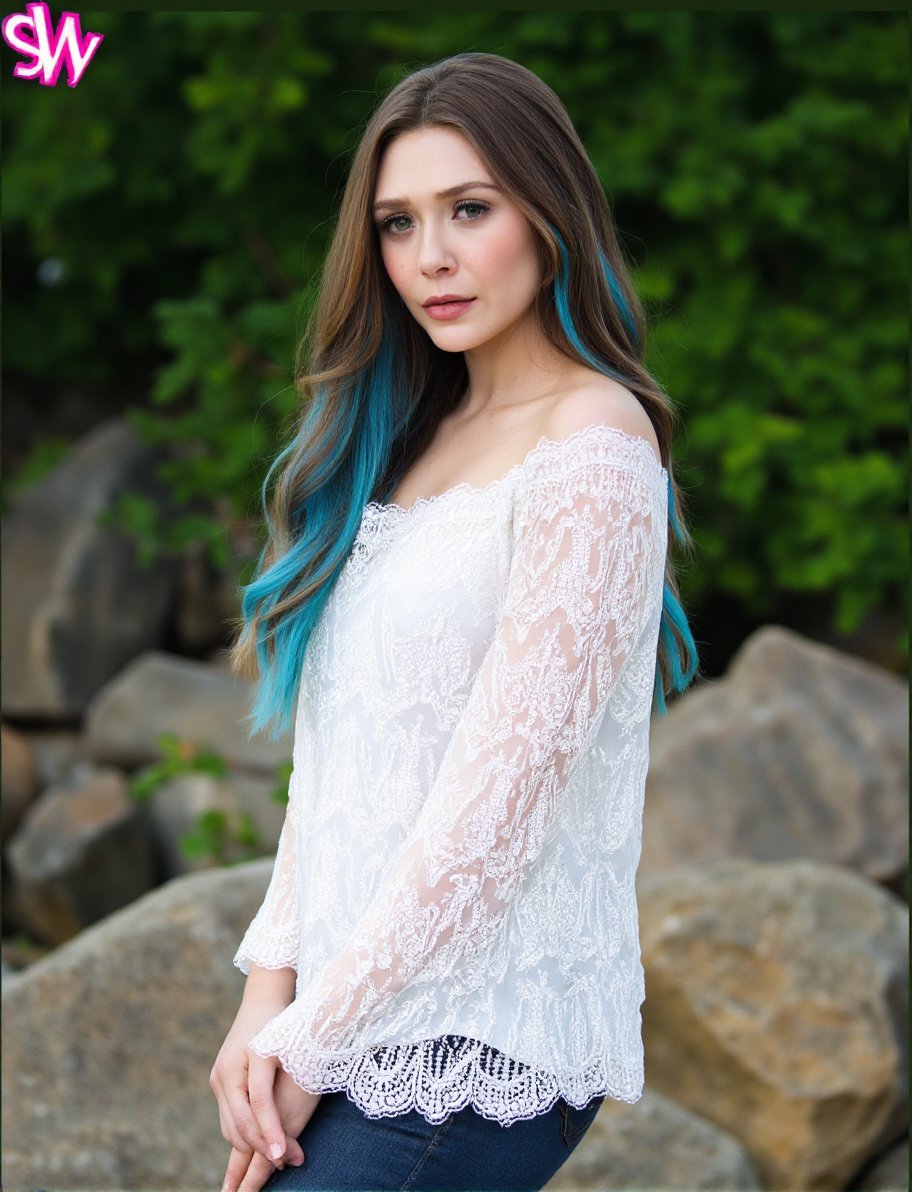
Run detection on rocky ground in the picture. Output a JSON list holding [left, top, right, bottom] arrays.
[[2, 418, 907, 1191]]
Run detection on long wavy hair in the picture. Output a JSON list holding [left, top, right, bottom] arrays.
[[229, 51, 701, 741]]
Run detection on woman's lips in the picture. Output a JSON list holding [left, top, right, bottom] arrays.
[[423, 299, 476, 320]]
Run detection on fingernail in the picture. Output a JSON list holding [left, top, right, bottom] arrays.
[[269, 1143, 283, 1161]]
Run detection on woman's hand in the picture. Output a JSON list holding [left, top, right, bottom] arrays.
[[211, 994, 306, 1168], [223, 1073, 323, 1192]]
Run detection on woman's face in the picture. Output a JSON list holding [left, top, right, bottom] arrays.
[[372, 126, 543, 355]]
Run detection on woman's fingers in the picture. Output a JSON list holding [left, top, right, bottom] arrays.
[[236, 1147, 282, 1192], [280, 1134, 306, 1166], [210, 1052, 270, 1158], [247, 1053, 289, 1164], [211, 1071, 249, 1154], [214, 1091, 237, 1150], [219, 1071, 270, 1157], [223, 1137, 305, 1192], [222, 1144, 258, 1192]]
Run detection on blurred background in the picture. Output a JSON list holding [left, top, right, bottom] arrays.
[[1, 11, 908, 1192]]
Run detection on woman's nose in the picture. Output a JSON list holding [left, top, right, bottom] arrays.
[[417, 223, 456, 274]]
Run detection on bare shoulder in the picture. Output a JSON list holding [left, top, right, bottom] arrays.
[[540, 375, 662, 467]]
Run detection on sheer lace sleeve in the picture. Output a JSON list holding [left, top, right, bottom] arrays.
[[233, 772, 300, 974], [246, 443, 661, 1073]]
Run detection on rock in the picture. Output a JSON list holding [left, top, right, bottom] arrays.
[[5, 764, 157, 945], [637, 858, 909, 1191], [172, 531, 244, 653], [852, 1136, 910, 1191], [1, 724, 41, 840], [1, 958, 22, 988], [1, 418, 181, 719], [26, 727, 89, 789], [1, 934, 53, 971], [83, 650, 292, 773], [138, 770, 238, 878], [1, 860, 271, 1192], [643, 625, 909, 898], [139, 769, 286, 880], [230, 767, 289, 845], [545, 1086, 763, 1190]]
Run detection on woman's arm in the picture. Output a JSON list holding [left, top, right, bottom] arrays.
[[211, 969, 309, 1190], [243, 962, 296, 1007], [212, 771, 306, 1171], [233, 769, 302, 976]]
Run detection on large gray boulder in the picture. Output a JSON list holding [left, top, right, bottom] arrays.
[[637, 858, 909, 1191], [83, 650, 292, 773], [1, 859, 271, 1192], [643, 625, 909, 898], [172, 533, 247, 654], [1, 419, 180, 719], [545, 1086, 763, 1190]]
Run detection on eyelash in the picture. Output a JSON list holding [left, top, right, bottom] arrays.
[[375, 199, 491, 236]]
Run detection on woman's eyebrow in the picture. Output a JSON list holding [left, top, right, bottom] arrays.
[[372, 181, 501, 214]]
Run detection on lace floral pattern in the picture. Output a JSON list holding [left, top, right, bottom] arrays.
[[234, 423, 669, 1125]]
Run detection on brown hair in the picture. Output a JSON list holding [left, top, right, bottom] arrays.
[[230, 51, 699, 721]]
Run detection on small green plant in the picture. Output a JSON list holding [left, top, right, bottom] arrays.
[[184, 755, 293, 864], [270, 759, 293, 806], [179, 808, 261, 866], [128, 732, 229, 802], [128, 734, 293, 865]]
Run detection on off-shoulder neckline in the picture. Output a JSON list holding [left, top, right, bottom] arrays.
[[365, 422, 668, 518]]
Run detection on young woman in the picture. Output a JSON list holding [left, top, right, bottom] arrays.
[[210, 50, 700, 1192]]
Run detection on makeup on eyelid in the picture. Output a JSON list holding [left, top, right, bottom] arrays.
[[376, 200, 491, 235]]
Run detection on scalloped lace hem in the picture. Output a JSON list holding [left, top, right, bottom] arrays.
[[247, 1032, 643, 1127]]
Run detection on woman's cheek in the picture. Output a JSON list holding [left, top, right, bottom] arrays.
[[384, 253, 410, 293]]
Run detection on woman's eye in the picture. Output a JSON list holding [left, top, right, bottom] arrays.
[[377, 199, 490, 235], [456, 200, 489, 219]]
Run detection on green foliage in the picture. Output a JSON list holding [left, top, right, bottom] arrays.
[[179, 808, 261, 868], [0, 436, 71, 517], [127, 732, 229, 802], [5, 12, 907, 657], [270, 760, 294, 807], [127, 734, 294, 866]]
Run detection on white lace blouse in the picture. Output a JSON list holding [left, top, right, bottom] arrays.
[[234, 421, 669, 1126]]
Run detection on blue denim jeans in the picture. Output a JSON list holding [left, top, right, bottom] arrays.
[[262, 1039, 605, 1192]]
